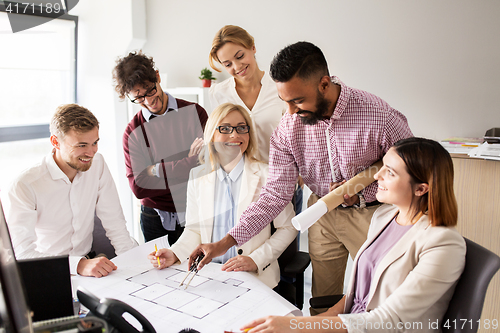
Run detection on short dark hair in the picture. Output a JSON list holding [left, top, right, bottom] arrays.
[[112, 50, 157, 99], [269, 41, 329, 83]]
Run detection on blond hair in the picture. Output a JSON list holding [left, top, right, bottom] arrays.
[[209, 25, 255, 72], [50, 104, 99, 138], [199, 103, 260, 172]]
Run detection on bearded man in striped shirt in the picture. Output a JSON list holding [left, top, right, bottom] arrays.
[[190, 41, 413, 315]]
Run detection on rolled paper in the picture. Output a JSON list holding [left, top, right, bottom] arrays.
[[292, 200, 328, 232], [291, 160, 383, 232]]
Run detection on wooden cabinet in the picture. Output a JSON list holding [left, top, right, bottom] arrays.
[[452, 155, 500, 332]]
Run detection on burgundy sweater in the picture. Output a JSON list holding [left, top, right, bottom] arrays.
[[123, 98, 208, 212]]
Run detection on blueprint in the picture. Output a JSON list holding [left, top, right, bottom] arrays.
[[72, 237, 301, 332]]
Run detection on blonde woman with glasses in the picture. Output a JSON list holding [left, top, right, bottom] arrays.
[[148, 103, 297, 288]]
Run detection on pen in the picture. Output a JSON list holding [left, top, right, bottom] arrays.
[[154, 244, 161, 267]]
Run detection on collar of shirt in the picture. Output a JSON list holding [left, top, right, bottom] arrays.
[[216, 155, 245, 183], [330, 76, 350, 121], [47, 149, 79, 184], [229, 71, 267, 89], [142, 92, 179, 122]]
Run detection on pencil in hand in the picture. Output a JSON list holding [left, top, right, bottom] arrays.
[[154, 244, 161, 267]]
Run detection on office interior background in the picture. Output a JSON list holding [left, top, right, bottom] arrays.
[[1, 0, 499, 261]]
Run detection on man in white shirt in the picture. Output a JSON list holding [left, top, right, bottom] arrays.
[[7, 104, 137, 278]]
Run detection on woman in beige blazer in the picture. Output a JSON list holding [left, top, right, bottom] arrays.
[[148, 103, 297, 288], [242, 137, 466, 332]]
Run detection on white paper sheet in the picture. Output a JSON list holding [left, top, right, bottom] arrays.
[[72, 236, 301, 332]]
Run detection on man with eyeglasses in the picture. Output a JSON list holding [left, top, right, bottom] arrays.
[[113, 51, 208, 244]]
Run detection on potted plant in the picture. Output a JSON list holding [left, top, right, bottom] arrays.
[[199, 67, 216, 88]]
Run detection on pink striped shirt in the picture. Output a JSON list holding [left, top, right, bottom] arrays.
[[229, 77, 413, 245]]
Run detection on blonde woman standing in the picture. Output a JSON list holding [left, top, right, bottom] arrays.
[[209, 25, 302, 213], [209, 25, 284, 163]]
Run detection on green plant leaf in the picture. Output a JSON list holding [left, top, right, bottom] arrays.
[[199, 67, 216, 80]]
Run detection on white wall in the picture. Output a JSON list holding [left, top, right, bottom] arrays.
[[143, 0, 500, 139], [67, 0, 500, 240], [70, 0, 145, 237]]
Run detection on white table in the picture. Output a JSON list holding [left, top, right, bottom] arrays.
[[72, 236, 300, 332]]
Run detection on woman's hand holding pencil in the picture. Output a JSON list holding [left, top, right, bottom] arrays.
[[147, 246, 179, 269]]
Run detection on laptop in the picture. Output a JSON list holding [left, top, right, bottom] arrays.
[[17, 255, 75, 323]]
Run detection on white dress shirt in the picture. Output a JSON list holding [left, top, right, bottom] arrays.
[[209, 72, 286, 162], [7, 150, 137, 274]]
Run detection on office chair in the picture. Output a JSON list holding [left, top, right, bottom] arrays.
[[309, 237, 500, 333], [273, 184, 311, 310], [273, 227, 311, 310], [442, 238, 500, 333], [90, 214, 117, 259]]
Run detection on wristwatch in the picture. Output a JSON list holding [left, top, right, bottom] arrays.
[[150, 164, 158, 177], [354, 193, 366, 209]]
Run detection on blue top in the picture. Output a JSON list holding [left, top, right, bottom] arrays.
[[212, 155, 245, 264]]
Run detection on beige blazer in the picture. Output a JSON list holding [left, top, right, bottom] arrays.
[[342, 204, 466, 333], [170, 157, 297, 288]]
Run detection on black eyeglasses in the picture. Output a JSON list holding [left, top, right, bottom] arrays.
[[216, 125, 250, 134], [128, 84, 157, 104]]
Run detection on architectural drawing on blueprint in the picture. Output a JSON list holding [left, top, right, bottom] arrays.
[[128, 266, 249, 320], [73, 240, 300, 333]]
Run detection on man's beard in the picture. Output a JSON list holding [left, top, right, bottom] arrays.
[[66, 158, 92, 172], [298, 91, 331, 125]]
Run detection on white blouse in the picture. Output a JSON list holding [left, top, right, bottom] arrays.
[[209, 71, 286, 162]]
